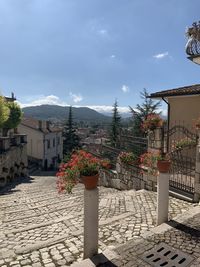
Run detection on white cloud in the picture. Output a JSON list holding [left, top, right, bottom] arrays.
[[110, 54, 116, 59], [153, 52, 169, 59], [69, 92, 83, 103], [17, 95, 67, 108], [98, 29, 107, 35], [84, 105, 130, 114], [121, 85, 130, 93]]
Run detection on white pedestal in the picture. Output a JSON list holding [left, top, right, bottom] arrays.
[[157, 173, 169, 225], [84, 188, 99, 259]]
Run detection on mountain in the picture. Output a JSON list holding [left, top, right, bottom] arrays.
[[22, 105, 112, 125]]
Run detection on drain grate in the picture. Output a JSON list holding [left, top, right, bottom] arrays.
[[141, 242, 194, 267]]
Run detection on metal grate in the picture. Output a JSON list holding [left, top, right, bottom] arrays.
[[141, 243, 194, 267]]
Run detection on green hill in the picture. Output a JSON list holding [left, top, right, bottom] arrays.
[[22, 105, 111, 125]]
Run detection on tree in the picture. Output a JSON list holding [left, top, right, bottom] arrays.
[[3, 102, 22, 135], [63, 106, 80, 155], [0, 96, 10, 128], [129, 88, 161, 136], [110, 100, 121, 148]]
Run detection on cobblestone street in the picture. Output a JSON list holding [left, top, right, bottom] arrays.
[[0, 174, 197, 267]]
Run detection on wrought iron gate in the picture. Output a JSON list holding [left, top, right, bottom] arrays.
[[164, 125, 198, 198]]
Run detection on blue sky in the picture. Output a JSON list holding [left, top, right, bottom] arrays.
[[0, 0, 200, 114]]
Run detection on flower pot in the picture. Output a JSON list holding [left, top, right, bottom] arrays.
[[196, 124, 200, 129], [157, 160, 171, 173], [81, 173, 99, 190]]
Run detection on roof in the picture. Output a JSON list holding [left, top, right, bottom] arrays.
[[21, 117, 62, 134], [5, 97, 16, 102], [149, 84, 200, 98], [5, 93, 16, 102]]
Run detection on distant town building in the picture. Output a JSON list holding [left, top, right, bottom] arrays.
[[18, 117, 63, 170]]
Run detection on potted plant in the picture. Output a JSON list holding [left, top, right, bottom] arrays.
[[141, 113, 163, 132], [75, 150, 100, 190], [118, 151, 138, 165], [157, 152, 171, 173], [57, 150, 103, 192], [100, 158, 112, 170]]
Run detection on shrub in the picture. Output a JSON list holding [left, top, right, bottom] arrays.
[[118, 151, 138, 165]]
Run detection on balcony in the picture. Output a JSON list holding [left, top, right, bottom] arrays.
[[186, 22, 200, 65]]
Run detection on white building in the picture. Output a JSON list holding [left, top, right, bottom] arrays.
[[18, 117, 63, 170]]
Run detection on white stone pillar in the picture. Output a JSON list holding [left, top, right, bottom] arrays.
[[157, 173, 169, 225], [84, 188, 99, 259]]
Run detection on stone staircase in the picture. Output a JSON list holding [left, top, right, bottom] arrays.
[[0, 174, 196, 266], [28, 162, 40, 175]]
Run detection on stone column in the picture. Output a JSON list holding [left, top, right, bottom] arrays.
[[157, 173, 169, 225], [194, 129, 200, 202], [84, 188, 99, 259], [147, 127, 162, 152]]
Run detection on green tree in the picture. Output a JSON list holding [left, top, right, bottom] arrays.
[[3, 102, 22, 129], [0, 96, 10, 128], [110, 100, 121, 148], [129, 88, 161, 136], [63, 106, 80, 155]]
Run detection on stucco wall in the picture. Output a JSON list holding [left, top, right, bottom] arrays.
[[18, 124, 43, 160], [18, 124, 63, 169], [169, 95, 200, 129]]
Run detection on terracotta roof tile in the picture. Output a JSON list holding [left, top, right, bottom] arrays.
[[149, 84, 200, 98], [21, 117, 62, 133]]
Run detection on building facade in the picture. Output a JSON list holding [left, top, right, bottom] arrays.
[[150, 84, 200, 130], [18, 117, 63, 170]]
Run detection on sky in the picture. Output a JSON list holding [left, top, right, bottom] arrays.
[[0, 0, 200, 115]]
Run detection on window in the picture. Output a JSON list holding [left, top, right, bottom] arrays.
[[57, 137, 60, 145], [47, 140, 50, 149]]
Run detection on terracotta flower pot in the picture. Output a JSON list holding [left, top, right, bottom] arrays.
[[157, 160, 171, 173], [81, 173, 99, 190]]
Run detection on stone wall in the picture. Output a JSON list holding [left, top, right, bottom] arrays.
[[142, 171, 157, 191], [0, 134, 28, 187], [99, 160, 157, 191]]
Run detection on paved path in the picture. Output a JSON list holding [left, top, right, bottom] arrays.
[[0, 174, 196, 267], [85, 205, 200, 267]]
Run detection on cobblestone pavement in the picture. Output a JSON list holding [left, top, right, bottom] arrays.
[[98, 205, 200, 267], [0, 174, 197, 267]]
